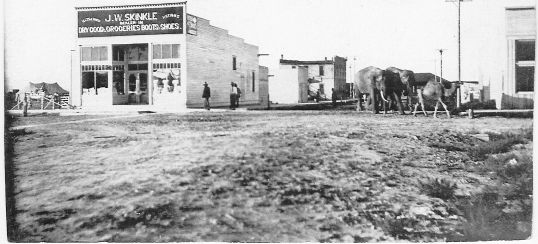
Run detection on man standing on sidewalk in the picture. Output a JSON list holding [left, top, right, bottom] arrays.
[[230, 82, 237, 110], [202, 82, 211, 110]]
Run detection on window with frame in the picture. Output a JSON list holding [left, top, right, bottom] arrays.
[[252, 71, 255, 92], [81, 46, 108, 61], [233, 56, 237, 70], [515, 39, 535, 92], [81, 71, 108, 95], [112, 46, 125, 61], [319, 65, 324, 76], [152, 44, 180, 59]]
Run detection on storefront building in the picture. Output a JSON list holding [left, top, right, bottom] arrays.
[[474, 3, 535, 109], [73, 2, 266, 110]]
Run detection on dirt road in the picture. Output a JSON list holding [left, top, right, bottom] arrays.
[[5, 111, 533, 242]]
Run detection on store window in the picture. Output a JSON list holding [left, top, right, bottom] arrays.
[[82, 72, 95, 90], [515, 39, 535, 92], [82, 71, 108, 95], [153, 44, 180, 59], [81, 46, 108, 61]]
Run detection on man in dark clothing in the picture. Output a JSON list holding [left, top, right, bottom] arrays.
[[202, 82, 211, 110], [235, 84, 241, 108], [332, 88, 337, 106], [230, 82, 237, 110]]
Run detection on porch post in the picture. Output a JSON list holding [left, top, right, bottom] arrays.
[[148, 43, 154, 105]]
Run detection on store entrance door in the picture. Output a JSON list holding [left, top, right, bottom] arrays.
[[127, 71, 148, 104]]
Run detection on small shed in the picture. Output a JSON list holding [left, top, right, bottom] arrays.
[[15, 82, 71, 109]]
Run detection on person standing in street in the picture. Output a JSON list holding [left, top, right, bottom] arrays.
[[332, 88, 337, 107], [202, 82, 211, 110], [230, 82, 237, 110], [235, 83, 241, 108]]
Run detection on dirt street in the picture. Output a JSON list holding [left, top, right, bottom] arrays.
[[5, 110, 533, 242]]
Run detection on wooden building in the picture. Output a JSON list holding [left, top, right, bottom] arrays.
[[72, 2, 268, 110]]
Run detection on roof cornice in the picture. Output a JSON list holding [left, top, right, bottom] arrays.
[[76, 2, 187, 11]]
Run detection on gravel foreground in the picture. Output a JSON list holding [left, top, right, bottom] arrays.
[[5, 110, 533, 242]]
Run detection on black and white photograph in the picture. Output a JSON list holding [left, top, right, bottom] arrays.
[[2, 0, 536, 242]]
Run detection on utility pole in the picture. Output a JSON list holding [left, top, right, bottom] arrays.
[[437, 49, 446, 82], [447, 0, 472, 108], [457, 0, 461, 108], [70, 49, 75, 106], [353, 57, 357, 99]]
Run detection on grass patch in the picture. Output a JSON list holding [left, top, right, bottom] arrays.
[[450, 150, 532, 241], [419, 178, 457, 200], [452, 187, 531, 241], [469, 128, 532, 160]]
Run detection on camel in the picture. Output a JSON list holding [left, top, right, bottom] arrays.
[[412, 78, 457, 118]]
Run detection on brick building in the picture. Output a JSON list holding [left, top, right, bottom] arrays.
[[72, 2, 267, 110], [271, 56, 347, 103]]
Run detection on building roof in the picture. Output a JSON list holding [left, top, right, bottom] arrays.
[[22, 82, 69, 95], [280, 59, 334, 65], [76, 2, 186, 10]]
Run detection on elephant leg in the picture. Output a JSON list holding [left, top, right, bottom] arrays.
[[434, 101, 439, 118], [365, 94, 371, 111], [393, 91, 405, 115], [439, 99, 451, 119], [370, 88, 378, 114], [357, 92, 362, 111]]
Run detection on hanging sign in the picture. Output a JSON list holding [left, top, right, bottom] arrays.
[[186, 14, 197, 35], [78, 7, 184, 37]]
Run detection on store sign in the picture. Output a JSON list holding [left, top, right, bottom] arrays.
[[186, 14, 197, 35], [78, 7, 184, 37]]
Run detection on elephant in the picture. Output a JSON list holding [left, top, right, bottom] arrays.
[[354, 66, 387, 114], [383, 67, 417, 114]]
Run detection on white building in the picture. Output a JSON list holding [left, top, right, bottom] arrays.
[[270, 56, 347, 104], [474, 3, 535, 109], [73, 2, 268, 110]]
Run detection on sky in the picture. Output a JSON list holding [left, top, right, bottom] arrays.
[[3, 0, 536, 90]]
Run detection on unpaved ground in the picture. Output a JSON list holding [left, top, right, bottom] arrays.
[[5, 110, 533, 242]]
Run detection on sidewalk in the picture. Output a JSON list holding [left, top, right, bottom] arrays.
[[6, 99, 360, 116], [6, 105, 243, 116]]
